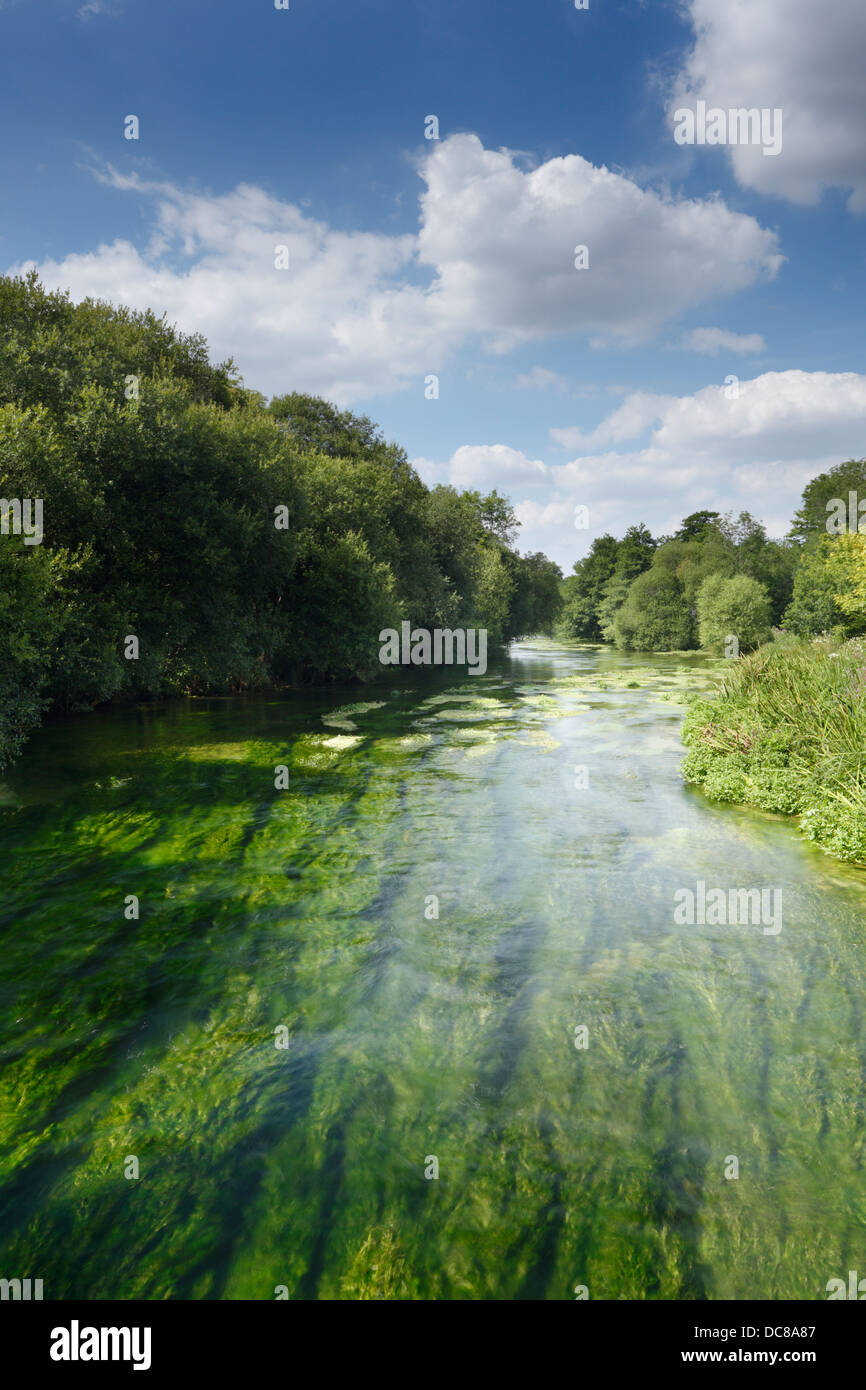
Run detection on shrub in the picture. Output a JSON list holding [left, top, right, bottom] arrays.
[[697, 572, 772, 655]]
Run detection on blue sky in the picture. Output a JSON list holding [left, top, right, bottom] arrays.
[[2, 0, 865, 568]]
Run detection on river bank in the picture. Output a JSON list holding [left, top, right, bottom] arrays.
[[682, 635, 866, 865]]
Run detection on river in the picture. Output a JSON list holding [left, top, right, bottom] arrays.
[[1, 639, 865, 1299]]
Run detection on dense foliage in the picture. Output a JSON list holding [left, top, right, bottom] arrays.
[[559, 510, 798, 652], [0, 272, 562, 766], [556, 462, 866, 864], [682, 636, 866, 863]]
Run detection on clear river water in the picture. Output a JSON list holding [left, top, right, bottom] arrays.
[[1, 639, 865, 1299]]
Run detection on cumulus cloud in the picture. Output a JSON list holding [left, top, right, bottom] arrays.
[[15, 172, 434, 404], [417, 136, 783, 353], [554, 370, 866, 555], [670, 0, 866, 210], [447, 444, 549, 490], [551, 392, 679, 453], [10, 135, 782, 403], [430, 371, 866, 568], [680, 327, 766, 356]]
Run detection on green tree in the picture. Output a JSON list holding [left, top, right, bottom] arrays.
[[285, 530, 398, 681], [790, 459, 866, 543], [268, 392, 407, 469], [506, 551, 563, 637], [675, 510, 723, 543], [596, 573, 633, 643], [613, 523, 656, 581], [0, 535, 71, 765], [827, 533, 866, 623], [782, 535, 865, 638], [697, 573, 772, 655], [0, 269, 236, 418], [559, 534, 619, 639], [0, 271, 564, 764], [612, 567, 695, 651], [472, 542, 515, 646]]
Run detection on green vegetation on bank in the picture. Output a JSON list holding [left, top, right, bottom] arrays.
[[558, 509, 798, 650], [682, 636, 866, 863], [559, 472, 866, 656], [558, 459, 866, 864], [0, 272, 562, 768]]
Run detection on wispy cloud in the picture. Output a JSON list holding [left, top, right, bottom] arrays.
[[78, 1, 121, 20], [679, 327, 766, 357]]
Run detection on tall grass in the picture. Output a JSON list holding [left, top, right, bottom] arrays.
[[682, 636, 866, 864]]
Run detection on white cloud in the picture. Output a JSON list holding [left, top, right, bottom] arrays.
[[550, 392, 679, 453], [515, 367, 601, 398], [447, 444, 549, 490], [437, 371, 866, 568], [410, 447, 549, 494], [417, 135, 783, 353], [671, 0, 866, 210], [515, 367, 570, 392], [680, 327, 765, 356], [11, 136, 783, 404], [18, 173, 434, 405], [552, 370, 866, 557]]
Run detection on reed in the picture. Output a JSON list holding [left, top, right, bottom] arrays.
[[682, 636, 866, 863]]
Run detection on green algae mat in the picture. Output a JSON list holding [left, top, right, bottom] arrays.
[[1, 640, 865, 1300]]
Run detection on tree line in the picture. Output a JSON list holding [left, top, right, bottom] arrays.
[[3, 270, 863, 772], [558, 468, 866, 653], [0, 272, 562, 767]]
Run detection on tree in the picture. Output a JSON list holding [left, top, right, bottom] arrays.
[[267, 392, 407, 469], [471, 489, 521, 546], [559, 534, 619, 639], [697, 573, 772, 655], [0, 534, 66, 766], [472, 542, 514, 647], [782, 535, 866, 638], [507, 551, 563, 637], [285, 531, 398, 681], [597, 573, 633, 642], [0, 270, 564, 765], [423, 485, 481, 616], [0, 269, 236, 417], [612, 568, 695, 651], [825, 532, 866, 625], [613, 523, 656, 582], [790, 459, 866, 543], [675, 510, 722, 543]]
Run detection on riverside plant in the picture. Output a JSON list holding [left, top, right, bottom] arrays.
[[681, 636, 866, 864]]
